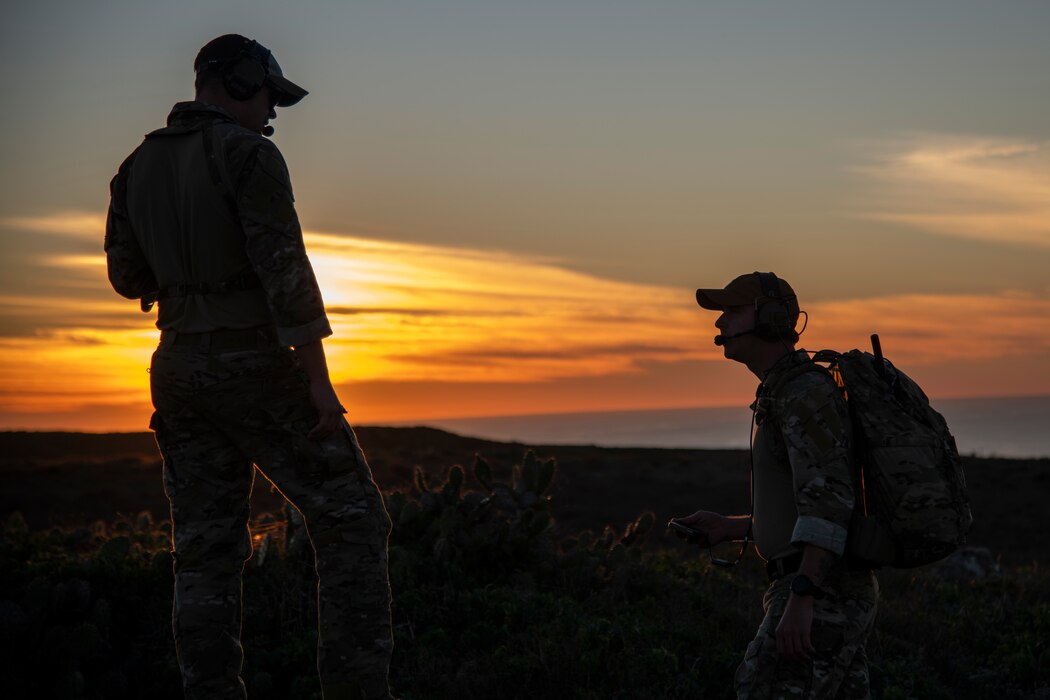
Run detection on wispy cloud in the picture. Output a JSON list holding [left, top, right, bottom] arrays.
[[301, 231, 704, 383], [803, 292, 1050, 363], [2, 212, 106, 240], [852, 134, 1050, 248], [0, 294, 144, 337], [3, 214, 1050, 428]]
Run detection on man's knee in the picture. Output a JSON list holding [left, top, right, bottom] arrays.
[[310, 515, 390, 556], [172, 517, 252, 568], [302, 472, 391, 539]]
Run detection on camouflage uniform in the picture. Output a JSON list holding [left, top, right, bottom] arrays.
[[734, 571, 878, 699], [106, 102, 393, 699], [737, 350, 879, 700]]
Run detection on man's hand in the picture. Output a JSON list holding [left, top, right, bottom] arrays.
[[776, 543, 835, 661], [292, 339, 346, 440], [671, 511, 746, 547], [307, 379, 345, 440], [776, 594, 815, 661]]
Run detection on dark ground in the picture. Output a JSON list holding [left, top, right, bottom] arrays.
[[1, 427, 1046, 565]]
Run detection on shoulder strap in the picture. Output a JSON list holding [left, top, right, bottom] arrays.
[[200, 125, 238, 214], [142, 122, 237, 213], [764, 352, 837, 398]]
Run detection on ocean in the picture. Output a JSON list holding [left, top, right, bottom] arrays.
[[391, 396, 1050, 459]]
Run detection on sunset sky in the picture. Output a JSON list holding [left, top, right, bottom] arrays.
[[2, 1, 1048, 432]]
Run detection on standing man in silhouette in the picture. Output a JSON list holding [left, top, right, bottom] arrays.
[[672, 272, 877, 699], [106, 34, 394, 699]]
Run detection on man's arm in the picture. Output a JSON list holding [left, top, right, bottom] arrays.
[[775, 374, 856, 660], [104, 157, 157, 300], [229, 135, 344, 437], [672, 511, 750, 546], [231, 135, 332, 349]]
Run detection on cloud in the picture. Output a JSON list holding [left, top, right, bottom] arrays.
[[803, 291, 1050, 363], [387, 342, 692, 366], [852, 134, 1050, 248], [3, 217, 1050, 429], [0, 294, 143, 337], [2, 212, 106, 240], [299, 230, 705, 383], [327, 306, 454, 317]]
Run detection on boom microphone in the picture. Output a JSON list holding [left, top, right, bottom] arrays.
[[262, 125, 275, 137], [714, 329, 756, 346]]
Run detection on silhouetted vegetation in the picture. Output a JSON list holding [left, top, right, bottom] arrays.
[[1, 451, 1047, 699]]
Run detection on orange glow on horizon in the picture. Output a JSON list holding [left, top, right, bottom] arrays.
[[1, 214, 1049, 432]]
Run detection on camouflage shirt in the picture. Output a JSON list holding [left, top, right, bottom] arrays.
[[105, 101, 331, 347], [750, 350, 856, 561]]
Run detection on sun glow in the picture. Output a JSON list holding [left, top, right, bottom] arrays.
[[2, 212, 1050, 431], [0, 327, 156, 413], [303, 231, 704, 385]]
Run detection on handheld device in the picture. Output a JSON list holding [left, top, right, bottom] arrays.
[[667, 520, 709, 545]]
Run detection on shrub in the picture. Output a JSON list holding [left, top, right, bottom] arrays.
[[1, 454, 1046, 699]]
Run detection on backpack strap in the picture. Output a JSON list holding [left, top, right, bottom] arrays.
[[762, 351, 839, 398], [754, 351, 845, 440]]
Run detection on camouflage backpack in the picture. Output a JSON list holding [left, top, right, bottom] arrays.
[[774, 336, 973, 569]]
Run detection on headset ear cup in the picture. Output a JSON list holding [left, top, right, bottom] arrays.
[[755, 302, 773, 340], [223, 57, 266, 100], [754, 271, 798, 341], [756, 301, 793, 340]]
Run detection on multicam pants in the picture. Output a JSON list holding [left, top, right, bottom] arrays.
[[735, 571, 878, 700], [149, 333, 393, 700]]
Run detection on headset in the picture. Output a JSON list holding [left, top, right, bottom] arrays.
[[753, 272, 799, 342], [201, 39, 273, 101]]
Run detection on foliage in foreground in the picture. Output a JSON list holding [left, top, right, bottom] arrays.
[[1, 452, 1047, 699]]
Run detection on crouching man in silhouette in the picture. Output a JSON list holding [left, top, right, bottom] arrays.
[[672, 272, 877, 699]]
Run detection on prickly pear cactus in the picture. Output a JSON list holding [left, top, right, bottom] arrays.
[[380, 451, 656, 597]]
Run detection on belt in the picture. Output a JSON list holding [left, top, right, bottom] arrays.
[[160, 325, 278, 352], [765, 552, 804, 582]]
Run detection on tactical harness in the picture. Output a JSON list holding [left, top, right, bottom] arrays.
[[139, 266, 262, 312], [133, 120, 262, 312]]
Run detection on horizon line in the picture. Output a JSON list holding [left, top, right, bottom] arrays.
[[5, 392, 1048, 435]]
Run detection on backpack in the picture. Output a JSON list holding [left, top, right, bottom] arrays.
[[772, 335, 973, 569]]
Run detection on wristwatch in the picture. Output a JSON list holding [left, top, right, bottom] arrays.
[[790, 574, 827, 599]]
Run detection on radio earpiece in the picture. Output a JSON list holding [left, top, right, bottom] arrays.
[[753, 272, 798, 342], [220, 40, 273, 101]]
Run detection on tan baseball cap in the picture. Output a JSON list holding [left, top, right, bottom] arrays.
[[695, 271, 797, 310]]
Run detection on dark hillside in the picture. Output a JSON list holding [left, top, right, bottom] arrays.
[[1, 430, 1047, 698], [1, 429, 1046, 564]]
